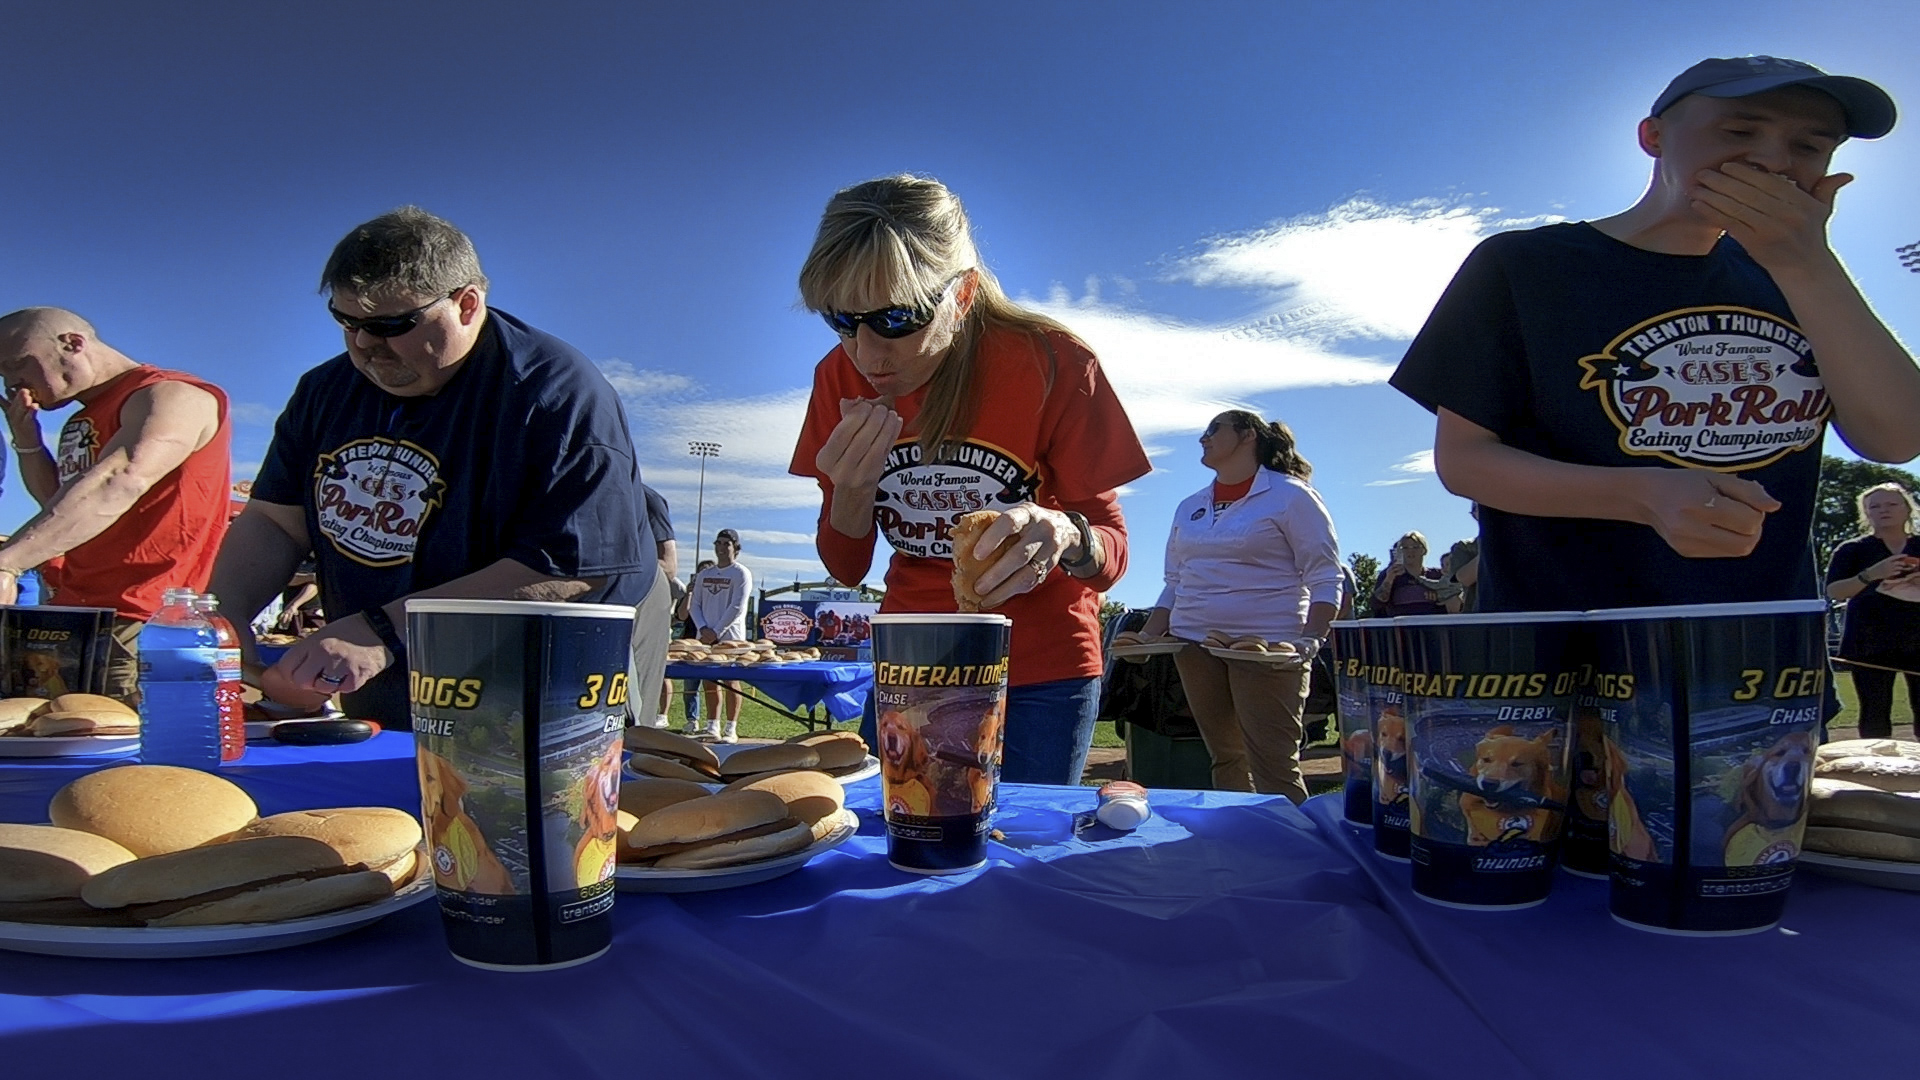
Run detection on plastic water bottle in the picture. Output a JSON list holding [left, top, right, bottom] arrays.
[[193, 593, 247, 762], [139, 587, 222, 768]]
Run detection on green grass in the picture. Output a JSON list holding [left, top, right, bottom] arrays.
[[660, 683, 1126, 746], [1830, 670, 1916, 736]]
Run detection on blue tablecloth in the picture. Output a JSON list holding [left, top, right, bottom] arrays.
[[1, 738, 1915, 1078], [665, 659, 873, 721]]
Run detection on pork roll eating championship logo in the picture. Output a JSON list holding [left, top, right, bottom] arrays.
[[873, 439, 1039, 559], [1576, 306, 1827, 470], [312, 438, 447, 567]]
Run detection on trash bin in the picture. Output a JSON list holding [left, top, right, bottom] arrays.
[[1098, 612, 1213, 790]]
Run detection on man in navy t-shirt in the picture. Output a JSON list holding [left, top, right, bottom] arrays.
[[1392, 57, 1918, 611], [210, 206, 662, 727]]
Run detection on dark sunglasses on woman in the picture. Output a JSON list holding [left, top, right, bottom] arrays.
[[821, 276, 960, 339]]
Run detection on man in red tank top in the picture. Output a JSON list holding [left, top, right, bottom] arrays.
[[0, 307, 231, 702]]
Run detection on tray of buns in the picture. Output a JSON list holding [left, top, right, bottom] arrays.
[[1203, 639, 1306, 668], [615, 810, 858, 893], [0, 694, 142, 756], [0, 766, 433, 957], [622, 728, 879, 788], [1108, 633, 1186, 660]]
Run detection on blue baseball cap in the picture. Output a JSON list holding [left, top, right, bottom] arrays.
[[1652, 56, 1896, 140]]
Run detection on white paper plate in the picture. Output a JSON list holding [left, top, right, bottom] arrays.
[[615, 810, 860, 893], [0, 734, 140, 758], [1109, 640, 1186, 659], [0, 868, 436, 958], [1205, 645, 1306, 668], [1796, 850, 1920, 892]]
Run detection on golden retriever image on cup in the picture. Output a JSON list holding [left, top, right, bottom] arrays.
[[1605, 736, 1656, 861], [878, 708, 935, 818], [1374, 708, 1409, 805], [418, 746, 518, 895], [571, 743, 624, 887], [21, 651, 70, 697], [1720, 731, 1814, 866], [1457, 726, 1566, 846]]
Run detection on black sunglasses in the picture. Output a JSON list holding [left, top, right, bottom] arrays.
[[820, 277, 960, 340], [328, 293, 454, 339]]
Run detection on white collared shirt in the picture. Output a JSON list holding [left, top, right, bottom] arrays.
[[1154, 468, 1343, 641]]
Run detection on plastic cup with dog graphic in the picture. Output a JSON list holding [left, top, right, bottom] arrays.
[[1330, 620, 1372, 826], [407, 600, 634, 969], [1397, 612, 1582, 909], [1362, 620, 1411, 859], [870, 613, 1011, 875], [1588, 601, 1826, 936], [2, 606, 117, 699], [1562, 640, 1615, 879]]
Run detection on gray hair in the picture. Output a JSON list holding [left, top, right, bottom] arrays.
[[319, 206, 490, 307]]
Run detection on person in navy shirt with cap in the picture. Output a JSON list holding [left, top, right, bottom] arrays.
[[1393, 56, 1920, 612]]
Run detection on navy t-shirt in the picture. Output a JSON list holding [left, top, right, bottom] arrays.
[[1391, 223, 1828, 612], [642, 484, 674, 544], [253, 309, 653, 724]]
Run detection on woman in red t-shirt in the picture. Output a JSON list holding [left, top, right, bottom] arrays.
[[788, 175, 1151, 785]]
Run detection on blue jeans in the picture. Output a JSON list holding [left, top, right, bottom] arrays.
[[861, 676, 1101, 787]]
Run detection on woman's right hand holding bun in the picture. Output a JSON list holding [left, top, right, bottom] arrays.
[[816, 397, 903, 537]]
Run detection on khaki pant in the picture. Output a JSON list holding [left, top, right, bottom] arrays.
[[1173, 644, 1309, 804], [106, 617, 144, 706]]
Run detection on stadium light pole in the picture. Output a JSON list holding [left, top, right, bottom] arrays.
[[689, 441, 722, 552]]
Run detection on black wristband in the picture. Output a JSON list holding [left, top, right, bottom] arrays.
[[360, 606, 406, 662], [1059, 510, 1098, 573]]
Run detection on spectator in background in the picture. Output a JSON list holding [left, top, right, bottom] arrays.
[[1138, 410, 1341, 802], [690, 529, 752, 743], [636, 484, 679, 729], [0, 307, 232, 701], [1825, 483, 1920, 739], [1444, 504, 1481, 614], [677, 557, 714, 734], [1373, 532, 1458, 617]]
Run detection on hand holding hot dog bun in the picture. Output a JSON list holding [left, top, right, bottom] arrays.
[[951, 510, 1021, 612]]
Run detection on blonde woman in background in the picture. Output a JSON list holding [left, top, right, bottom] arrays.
[[1825, 482, 1920, 738]]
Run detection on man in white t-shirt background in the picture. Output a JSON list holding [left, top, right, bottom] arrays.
[[690, 528, 753, 742]]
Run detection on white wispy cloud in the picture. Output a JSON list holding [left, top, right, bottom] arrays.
[[1173, 197, 1559, 342], [599, 360, 694, 398], [734, 529, 817, 547], [230, 402, 279, 426], [1364, 478, 1422, 488], [1391, 450, 1436, 474]]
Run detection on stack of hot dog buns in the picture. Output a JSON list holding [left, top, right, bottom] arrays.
[[0, 765, 423, 926], [1807, 739, 1920, 862], [0, 694, 141, 738]]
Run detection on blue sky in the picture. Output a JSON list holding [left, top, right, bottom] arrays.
[[5, 0, 1917, 607]]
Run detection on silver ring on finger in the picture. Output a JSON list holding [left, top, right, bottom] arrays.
[[318, 673, 346, 685], [1703, 497, 1717, 508]]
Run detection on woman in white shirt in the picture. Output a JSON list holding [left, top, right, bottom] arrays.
[[1139, 411, 1343, 801]]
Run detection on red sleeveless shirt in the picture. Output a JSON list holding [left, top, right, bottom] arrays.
[[40, 366, 232, 620]]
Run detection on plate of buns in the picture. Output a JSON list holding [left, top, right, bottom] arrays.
[[622, 728, 879, 788], [1794, 739, 1920, 892], [1202, 632, 1306, 668], [615, 770, 860, 892], [0, 694, 141, 756], [1108, 631, 1186, 660], [0, 765, 433, 957]]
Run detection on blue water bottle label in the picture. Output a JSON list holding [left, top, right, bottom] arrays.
[[141, 646, 221, 682]]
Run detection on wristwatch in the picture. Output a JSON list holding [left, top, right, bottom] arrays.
[[1058, 511, 1098, 573]]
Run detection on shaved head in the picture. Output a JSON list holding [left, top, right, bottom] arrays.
[[0, 307, 98, 344]]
